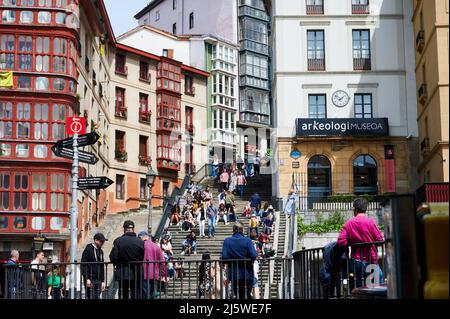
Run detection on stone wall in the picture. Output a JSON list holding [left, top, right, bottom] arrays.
[[297, 232, 340, 250], [299, 209, 381, 225]]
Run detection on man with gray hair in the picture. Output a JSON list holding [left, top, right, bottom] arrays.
[[5, 250, 22, 298], [221, 222, 257, 299]]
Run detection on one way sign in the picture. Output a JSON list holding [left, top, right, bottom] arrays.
[[78, 177, 114, 190]]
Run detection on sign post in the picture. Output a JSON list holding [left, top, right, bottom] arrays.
[[66, 116, 85, 300]]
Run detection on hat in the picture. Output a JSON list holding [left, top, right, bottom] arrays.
[[123, 220, 135, 229], [93, 233, 107, 242], [138, 230, 150, 238]]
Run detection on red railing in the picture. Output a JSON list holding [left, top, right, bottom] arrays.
[[416, 183, 449, 206]]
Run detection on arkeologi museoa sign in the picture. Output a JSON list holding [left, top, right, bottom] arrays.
[[295, 118, 389, 137]]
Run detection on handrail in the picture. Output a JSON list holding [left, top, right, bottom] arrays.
[[190, 164, 211, 183], [154, 175, 190, 239]]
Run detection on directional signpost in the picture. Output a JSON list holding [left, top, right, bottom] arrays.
[[51, 117, 113, 299], [78, 177, 114, 190]]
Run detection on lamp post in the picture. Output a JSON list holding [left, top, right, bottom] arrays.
[[146, 166, 157, 235]]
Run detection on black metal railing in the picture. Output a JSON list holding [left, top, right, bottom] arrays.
[[0, 258, 292, 300], [297, 195, 382, 211], [293, 241, 386, 299], [154, 175, 190, 239], [306, 4, 324, 14], [190, 164, 213, 183]]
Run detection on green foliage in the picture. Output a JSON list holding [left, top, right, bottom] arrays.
[[326, 194, 376, 203], [297, 211, 345, 235]]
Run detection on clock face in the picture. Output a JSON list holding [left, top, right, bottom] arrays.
[[332, 90, 350, 107]]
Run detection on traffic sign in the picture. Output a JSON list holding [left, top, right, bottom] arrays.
[[55, 131, 100, 149], [66, 117, 86, 135], [77, 177, 114, 190], [51, 145, 99, 165]]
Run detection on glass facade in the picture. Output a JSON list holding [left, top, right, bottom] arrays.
[[238, 0, 271, 126]]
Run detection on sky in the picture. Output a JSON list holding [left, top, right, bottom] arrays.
[[104, 0, 150, 37]]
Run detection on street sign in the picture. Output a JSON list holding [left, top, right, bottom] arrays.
[[77, 177, 114, 190], [66, 117, 86, 135], [55, 131, 100, 149], [51, 145, 99, 165]]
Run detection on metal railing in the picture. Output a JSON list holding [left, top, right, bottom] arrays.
[[416, 182, 449, 206], [0, 258, 292, 300], [293, 241, 386, 299], [297, 195, 382, 211], [190, 164, 213, 183], [154, 175, 190, 239]]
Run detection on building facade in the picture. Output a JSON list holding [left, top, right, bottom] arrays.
[[134, 0, 273, 164], [412, 0, 449, 183], [272, 0, 419, 201]]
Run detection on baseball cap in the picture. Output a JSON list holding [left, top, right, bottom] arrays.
[[94, 233, 107, 242], [123, 220, 135, 229], [138, 230, 150, 238]]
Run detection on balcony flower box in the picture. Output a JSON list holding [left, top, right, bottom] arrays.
[[115, 150, 128, 162], [139, 155, 152, 166]]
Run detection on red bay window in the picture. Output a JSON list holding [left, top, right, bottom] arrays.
[[156, 133, 181, 171]]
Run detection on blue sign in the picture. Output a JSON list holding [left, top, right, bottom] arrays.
[[290, 150, 301, 159]]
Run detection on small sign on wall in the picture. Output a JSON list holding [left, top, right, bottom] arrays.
[[292, 161, 300, 169]]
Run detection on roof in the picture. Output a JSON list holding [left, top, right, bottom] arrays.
[[117, 24, 191, 42], [134, 0, 165, 19]]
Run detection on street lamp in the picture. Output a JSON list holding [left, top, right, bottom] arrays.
[[146, 166, 157, 235]]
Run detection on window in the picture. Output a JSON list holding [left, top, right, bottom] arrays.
[[3, 0, 17, 5], [18, 76, 31, 89], [241, 18, 267, 44], [0, 172, 10, 210], [52, 104, 67, 140], [353, 155, 377, 194], [16, 102, 31, 138], [50, 217, 63, 230], [2, 10, 16, 23], [308, 155, 332, 197], [307, 30, 325, 70], [241, 52, 268, 79], [53, 78, 66, 91], [18, 36, 32, 70], [55, 12, 66, 24], [0, 216, 7, 229], [20, 11, 33, 23], [139, 93, 148, 113], [115, 53, 126, 74], [189, 12, 194, 29], [140, 179, 147, 200], [116, 175, 125, 200], [53, 38, 67, 74], [38, 11, 51, 23], [13, 216, 27, 230], [353, 30, 371, 70], [38, 0, 52, 7], [0, 101, 13, 139], [352, 0, 369, 14], [241, 89, 269, 114], [155, 10, 160, 21], [163, 182, 170, 198], [185, 106, 193, 132], [139, 135, 148, 158], [36, 77, 49, 90], [0, 35, 15, 70], [173, 0, 177, 9], [157, 133, 181, 163], [13, 173, 28, 210], [172, 23, 177, 35], [115, 130, 126, 161], [22, 0, 35, 5], [115, 87, 126, 117], [354, 94, 372, 118], [306, 0, 324, 14], [308, 94, 327, 118], [156, 62, 181, 93], [185, 75, 194, 94], [139, 61, 150, 81]]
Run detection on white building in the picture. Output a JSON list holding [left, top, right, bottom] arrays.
[[272, 0, 419, 200]]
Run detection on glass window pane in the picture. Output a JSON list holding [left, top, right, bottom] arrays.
[[32, 217, 45, 230], [50, 217, 63, 230]]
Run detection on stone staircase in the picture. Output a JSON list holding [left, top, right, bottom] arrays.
[[159, 174, 288, 299]]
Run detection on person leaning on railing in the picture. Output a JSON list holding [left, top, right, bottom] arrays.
[[337, 198, 384, 288]]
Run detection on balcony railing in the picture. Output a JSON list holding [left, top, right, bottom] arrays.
[[184, 86, 195, 96], [353, 58, 371, 71], [416, 30, 425, 53], [307, 58, 325, 71], [418, 84, 427, 104], [239, 5, 269, 21], [420, 137, 430, 156], [352, 4, 369, 14], [139, 110, 151, 124], [115, 107, 127, 119], [156, 118, 181, 132], [115, 66, 128, 76], [157, 158, 181, 171], [138, 155, 152, 166], [306, 4, 324, 15], [115, 150, 128, 162], [416, 182, 449, 206]]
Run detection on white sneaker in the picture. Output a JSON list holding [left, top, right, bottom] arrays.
[[181, 251, 185, 255]]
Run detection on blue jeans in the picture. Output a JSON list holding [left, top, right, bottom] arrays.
[[237, 185, 245, 197], [142, 280, 157, 299], [248, 226, 259, 236], [349, 259, 384, 288], [208, 218, 215, 236], [182, 240, 197, 253]]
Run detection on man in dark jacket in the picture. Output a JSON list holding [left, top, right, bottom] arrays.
[[221, 222, 257, 299], [81, 233, 107, 299], [319, 241, 348, 298], [249, 193, 262, 212], [109, 220, 144, 299]]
